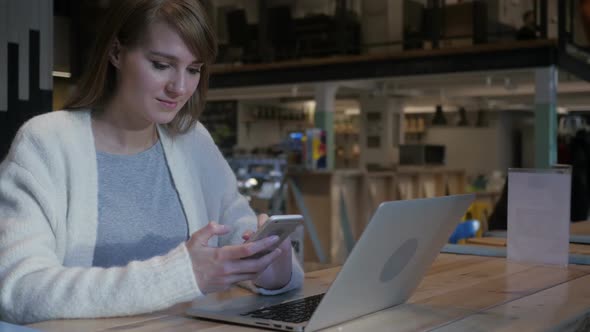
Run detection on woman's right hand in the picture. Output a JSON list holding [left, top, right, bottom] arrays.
[[185, 221, 283, 294]]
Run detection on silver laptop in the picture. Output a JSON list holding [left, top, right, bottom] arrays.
[[186, 194, 474, 331]]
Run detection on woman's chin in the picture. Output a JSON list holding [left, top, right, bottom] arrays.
[[149, 111, 179, 125]]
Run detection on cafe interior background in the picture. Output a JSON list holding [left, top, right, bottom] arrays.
[[2, 0, 590, 265]]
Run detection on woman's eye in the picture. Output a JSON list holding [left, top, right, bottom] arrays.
[[188, 67, 201, 75], [151, 61, 169, 70]]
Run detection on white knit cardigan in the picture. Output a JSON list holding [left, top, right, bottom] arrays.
[[0, 110, 303, 324]]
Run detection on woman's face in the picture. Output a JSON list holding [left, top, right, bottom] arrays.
[[111, 21, 202, 126]]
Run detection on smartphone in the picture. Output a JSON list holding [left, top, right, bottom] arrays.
[[242, 214, 303, 259]]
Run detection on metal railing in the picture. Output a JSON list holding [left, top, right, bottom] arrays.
[[217, 0, 551, 64]]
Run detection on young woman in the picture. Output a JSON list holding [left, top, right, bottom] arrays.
[[0, 0, 303, 324]]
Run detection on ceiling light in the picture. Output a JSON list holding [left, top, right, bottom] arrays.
[[52, 71, 71, 78], [344, 108, 360, 115], [304, 101, 316, 111]]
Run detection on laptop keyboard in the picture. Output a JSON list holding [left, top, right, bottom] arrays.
[[241, 293, 325, 324]]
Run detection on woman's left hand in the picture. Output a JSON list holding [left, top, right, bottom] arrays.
[[242, 214, 292, 290]]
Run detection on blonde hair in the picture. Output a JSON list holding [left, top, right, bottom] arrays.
[[64, 0, 217, 135]]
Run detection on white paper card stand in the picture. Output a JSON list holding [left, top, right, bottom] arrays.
[[507, 168, 571, 266]]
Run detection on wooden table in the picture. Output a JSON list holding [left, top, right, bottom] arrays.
[[26, 253, 590, 331], [571, 221, 590, 236], [466, 237, 590, 255]]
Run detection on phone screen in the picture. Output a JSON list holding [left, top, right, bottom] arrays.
[[242, 215, 302, 259]]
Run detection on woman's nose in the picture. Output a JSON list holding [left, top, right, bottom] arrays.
[[166, 74, 187, 96]]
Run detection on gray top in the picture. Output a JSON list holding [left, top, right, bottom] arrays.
[[93, 140, 189, 267]]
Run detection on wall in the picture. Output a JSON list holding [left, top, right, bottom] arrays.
[[512, 113, 536, 168], [359, 95, 403, 168], [491, 0, 535, 28], [210, 0, 259, 44], [360, 0, 404, 53], [424, 126, 504, 176], [521, 120, 535, 168], [53, 16, 69, 74], [445, 0, 533, 29], [0, 0, 53, 159], [52, 78, 75, 111], [547, 0, 558, 39], [236, 102, 311, 151], [422, 112, 533, 176], [293, 0, 335, 18], [574, 1, 590, 47], [211, 0, 259, 21]]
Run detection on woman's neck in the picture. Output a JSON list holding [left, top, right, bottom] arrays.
[[91, 102, 158, 155]]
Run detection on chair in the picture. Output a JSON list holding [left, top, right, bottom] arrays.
[[448, 219, 481, 244], [466, 201, 492, 235], [448, 199, 492, 244]]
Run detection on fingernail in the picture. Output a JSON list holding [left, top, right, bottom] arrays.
[[268, 235, 280, 243]]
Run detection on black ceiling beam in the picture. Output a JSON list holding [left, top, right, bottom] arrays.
[[209, 41, 558, 89]]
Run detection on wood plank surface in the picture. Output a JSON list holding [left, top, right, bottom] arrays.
[[430, 274, 590, 332], [27, 253, 590, 332], [466, 237, 590, 255], [571, 221, 590, 236]]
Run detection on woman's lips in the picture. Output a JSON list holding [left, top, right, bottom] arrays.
[[157, 99, 178, 109]]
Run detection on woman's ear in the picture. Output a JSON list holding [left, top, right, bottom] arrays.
[[109, 39, 122, 68]]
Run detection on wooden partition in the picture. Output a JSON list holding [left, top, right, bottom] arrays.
[[286, 167, 466, 264]]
